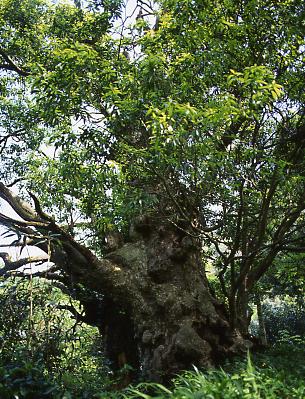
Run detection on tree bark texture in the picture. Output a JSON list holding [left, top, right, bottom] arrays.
[[80, 217, 252, 382], [0, 183, 252, 382], [255, 293, 268, 346]]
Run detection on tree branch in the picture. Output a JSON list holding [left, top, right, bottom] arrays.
[[0, 252, 49, 276], [0, 182, 129, 297], [0, 49, 30, 77], [55, 304, 85, 321], [14, 271, 72, 296], [0, 182, 47, 222], [28, 191, 54, 222], [247, 189, 305, 287], [0, 212, 48, 229], [282, 245, 305, 253]]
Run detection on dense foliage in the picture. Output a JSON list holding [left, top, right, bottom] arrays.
[[0, 0, 305, 394], [0, 277, 112, 398], [0, 282, 304, 399], [121, 348, 305, 399], [1, 0, 305, 331]]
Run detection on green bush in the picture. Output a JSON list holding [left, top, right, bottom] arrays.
[[0, 278, 112, 398], [1, 279, 304, 398], [262, 302, 305, 343], [106, 350, 305, 399], [0, 360, 59, 399]]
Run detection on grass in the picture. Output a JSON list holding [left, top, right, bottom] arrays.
[[1, 337, 304, 398], [116, 358, 305, 399], [98, 336, 305, 399]]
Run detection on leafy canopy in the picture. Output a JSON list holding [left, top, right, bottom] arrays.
[[0, 0, 305, 300]]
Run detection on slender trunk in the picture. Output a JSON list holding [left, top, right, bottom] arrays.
[[235, 284, 252, 336], [255, 293, 267, 346]]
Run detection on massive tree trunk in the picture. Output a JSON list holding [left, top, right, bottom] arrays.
[[79, 217, 252, 382], [0, 184, 252, 383]]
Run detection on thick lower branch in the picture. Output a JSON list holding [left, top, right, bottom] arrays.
[[0, 182, 130, 298], [0, 252, 49, 276]]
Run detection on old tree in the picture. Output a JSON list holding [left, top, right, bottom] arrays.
[[0, 0, 305, 382]]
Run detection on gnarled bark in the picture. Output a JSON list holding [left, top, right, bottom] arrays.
[[78, 217, 252, 382], [0, 183, 252, 383]]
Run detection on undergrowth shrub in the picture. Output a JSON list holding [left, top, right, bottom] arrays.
[[102, 349, 305, 399], [1, 279, 304, 398], [0, 360, 60, 399], [262, 302, 305, 343]]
